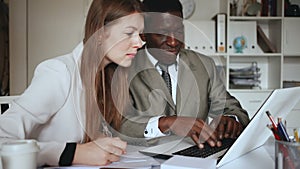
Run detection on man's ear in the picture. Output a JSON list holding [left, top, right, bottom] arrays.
[[140, 33, 146, 41]]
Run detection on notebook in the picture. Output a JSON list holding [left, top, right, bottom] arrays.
[[139, 87, 300, 167]]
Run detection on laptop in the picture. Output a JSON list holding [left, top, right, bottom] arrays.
[[139, 87, 300, 167]]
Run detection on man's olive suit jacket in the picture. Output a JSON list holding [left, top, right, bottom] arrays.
[[121, 48, 250, 138]]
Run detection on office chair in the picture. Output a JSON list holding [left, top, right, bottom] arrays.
[[0, 96, 19, 114]]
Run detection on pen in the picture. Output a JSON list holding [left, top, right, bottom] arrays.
[[267, 124, 281, 140], [277, 119, 290, 142], [102, 123, 112, 137], [101, 117, 112, 137], [294, 128, 299, 142], [266, 111, 277, 129], [266, 111, 281, 140]]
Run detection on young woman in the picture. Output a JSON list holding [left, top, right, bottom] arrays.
[[0, 0, 144, 167]]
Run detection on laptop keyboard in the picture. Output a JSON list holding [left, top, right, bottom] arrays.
[[173, 138, 235, 158]]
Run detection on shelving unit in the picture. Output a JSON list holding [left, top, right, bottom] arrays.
[[225, 0, 300, 117], [228, 54, 281, 90], [184, 0, 300, 118]]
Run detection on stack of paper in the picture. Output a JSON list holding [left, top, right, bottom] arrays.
[[229, 62, 261, 89]]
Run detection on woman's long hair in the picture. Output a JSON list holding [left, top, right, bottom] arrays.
[[80, 0, 143, 142]]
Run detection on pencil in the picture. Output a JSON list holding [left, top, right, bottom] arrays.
[[265, 111, 283, 140], [266, 111, 277, 129], [294, 128, 299, 142], [277, 120, 290, 142], [266, 124, 281, 140]]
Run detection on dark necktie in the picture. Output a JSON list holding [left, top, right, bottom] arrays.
[[158, 63, 172, 96]]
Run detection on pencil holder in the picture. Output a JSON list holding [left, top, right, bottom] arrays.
[[275, 140, 300, 169]]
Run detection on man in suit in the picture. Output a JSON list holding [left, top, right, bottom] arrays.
[[121, 0, 250, 148]]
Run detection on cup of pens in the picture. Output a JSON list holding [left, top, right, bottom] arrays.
[[275, 138, 300, 169], [265, 111, 300, 169]]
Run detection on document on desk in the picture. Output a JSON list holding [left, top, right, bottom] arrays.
[[44, 151, 159, 169]]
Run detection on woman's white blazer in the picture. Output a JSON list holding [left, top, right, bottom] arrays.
[[0, 42, 86, 166]]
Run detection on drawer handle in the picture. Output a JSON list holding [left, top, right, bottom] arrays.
[[249, 100, 262, 103]]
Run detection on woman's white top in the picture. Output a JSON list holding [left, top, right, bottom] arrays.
[[0, 43, 86, 166]]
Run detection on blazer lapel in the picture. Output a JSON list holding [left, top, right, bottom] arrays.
[[131, 49, 176, 111], [176, 51, 200, 115]]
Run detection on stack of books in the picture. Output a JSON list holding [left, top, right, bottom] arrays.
[[261, 0, 277, 16], [283, 80, 300, 88], [229, 62, 261, 89]]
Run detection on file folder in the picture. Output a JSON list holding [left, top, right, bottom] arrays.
[[215, 13, 226, 53]]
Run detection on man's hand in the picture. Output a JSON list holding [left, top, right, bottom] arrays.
[[159, 116, 221, 148], [210, 115, 244, 140]]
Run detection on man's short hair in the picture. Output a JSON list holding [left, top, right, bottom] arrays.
[[142, 0, 183, 14]]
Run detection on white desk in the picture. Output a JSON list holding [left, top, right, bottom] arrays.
[[37, 137, 276, 169], [152, 137, 276, 169]]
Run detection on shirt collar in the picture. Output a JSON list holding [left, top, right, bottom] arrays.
[[145, 46, 179, 70]]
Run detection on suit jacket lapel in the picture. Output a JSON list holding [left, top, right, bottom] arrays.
[[176, 51, 200, 115], [131, 49, 176, 110]]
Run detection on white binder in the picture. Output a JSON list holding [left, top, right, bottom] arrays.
[[216, 13, 226, 53]]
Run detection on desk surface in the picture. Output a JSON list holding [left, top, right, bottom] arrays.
[[154, 137, 276, 169], [138, 137, 276, 169], [39, 137, 276, 169]]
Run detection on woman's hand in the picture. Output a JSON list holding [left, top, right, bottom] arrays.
[[73, 137, 127, 166]]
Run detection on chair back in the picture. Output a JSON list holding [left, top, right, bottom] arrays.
[[0, 96, 19, 114]]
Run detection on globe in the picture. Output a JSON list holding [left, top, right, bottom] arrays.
[[233, 36, 247, 53]]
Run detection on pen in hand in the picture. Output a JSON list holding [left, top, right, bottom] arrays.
[[102, 122, 112, 137]]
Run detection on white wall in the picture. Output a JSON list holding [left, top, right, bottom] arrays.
[[9, 0, 91, 94], [27, 0, 87, 82], [9, 0, 27, 95], [189, 0, 222, 20]]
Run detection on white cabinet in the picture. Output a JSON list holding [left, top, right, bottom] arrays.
[[230, 91, 271, 118], [283, 18, 300, 55], [285, 100, 300, 128], [282, 18, 300, 84]]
